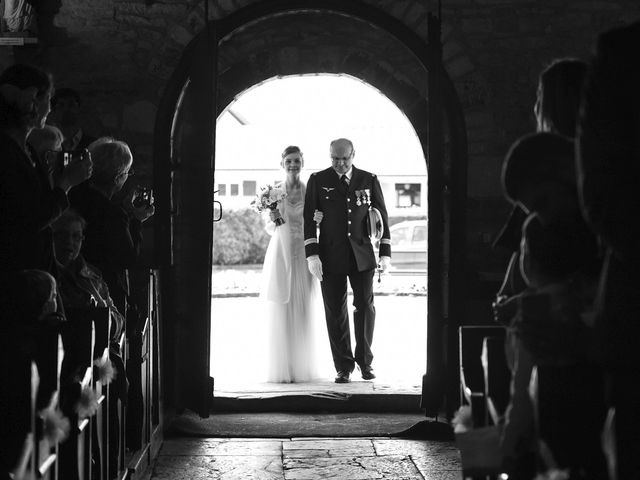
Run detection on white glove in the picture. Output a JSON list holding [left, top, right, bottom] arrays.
[[307, 255, 323, 282], [379, 256, 391, 273], [313, 209, 324, 225]]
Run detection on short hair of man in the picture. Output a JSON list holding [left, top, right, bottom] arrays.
[[330, 138, 354, 152], [537, 58, 587, 137], [51, 87, 81, 107], [282, 145, 302, 158], [88, 137, 133, 187], [502, 132, 575, 204], [28, 125, 64, 156], [52, 208, 87, 233], [0, 64, 53, 129]]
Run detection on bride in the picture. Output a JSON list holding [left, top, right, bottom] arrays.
[[260, 145, 325, 383]]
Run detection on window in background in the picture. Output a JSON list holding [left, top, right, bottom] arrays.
[[230, 184, 239, 196], [395, 183, 421, 207], [218, 184, 226, 196], [243, 180, 256, 196]]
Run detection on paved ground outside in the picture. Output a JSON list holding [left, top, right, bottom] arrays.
[[211, 267, 428, 395]]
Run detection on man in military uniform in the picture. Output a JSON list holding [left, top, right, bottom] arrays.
[[303, 138, 391, 383]]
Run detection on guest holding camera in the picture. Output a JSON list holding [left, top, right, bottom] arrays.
[[28, 124, 92, 189], [68, 137, 154, 318], [0, 64, 92, 276]]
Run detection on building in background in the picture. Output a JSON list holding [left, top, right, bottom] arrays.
[[214, 75, 427, 221]]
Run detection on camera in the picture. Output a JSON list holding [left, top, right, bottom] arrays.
[[51, 149, 85, 173], [133, 186, 153, 208]]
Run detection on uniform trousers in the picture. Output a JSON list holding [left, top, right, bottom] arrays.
[[320, 245, 375, 373]]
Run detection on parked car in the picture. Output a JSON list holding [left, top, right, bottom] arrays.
[[377, 219, 427, 271]]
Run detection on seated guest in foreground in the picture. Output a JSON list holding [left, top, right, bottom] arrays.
[[52, 209, 124, 343], [52, 208, 127, 478], [0, 269, 62, 477]]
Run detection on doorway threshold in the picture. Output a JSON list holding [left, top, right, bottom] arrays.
[[213, 379, 423, 413]]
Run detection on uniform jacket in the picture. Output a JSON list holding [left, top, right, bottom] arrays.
[[303, 166, 390, 274]]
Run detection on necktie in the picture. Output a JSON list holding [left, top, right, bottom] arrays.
[[340, 174, 349, 192]]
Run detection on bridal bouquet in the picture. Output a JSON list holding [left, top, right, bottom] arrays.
[[251, 184, 287, 226]]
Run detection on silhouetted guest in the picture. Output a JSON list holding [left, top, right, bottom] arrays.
[[0, 64, 92, 278], [577, 19, 640, 480], [493, 59, 588, 326], [0, 269, 62, 477], [502, 133, 579, 224], [497, 132, 598, 478], [503, 214, 605, 479], [49, 88, 97, 151], [534, 58, 588, 137]]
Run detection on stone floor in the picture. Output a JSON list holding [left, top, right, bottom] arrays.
[[152, 437, 463, 479]]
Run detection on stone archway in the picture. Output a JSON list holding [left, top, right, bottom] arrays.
[[153, 0, 467, 418]]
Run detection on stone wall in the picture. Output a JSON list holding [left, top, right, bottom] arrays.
[[1, 0, 638, 275]]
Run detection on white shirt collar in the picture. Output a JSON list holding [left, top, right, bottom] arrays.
[[336, 167, 353, 181]]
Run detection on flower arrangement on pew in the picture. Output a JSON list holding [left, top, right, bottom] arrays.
[[250, 184, 287, 226], [40, 392, 70, 443], [93, 352, 115, 384], [533, 469, 570, 480], [76, 386, 99, 419]]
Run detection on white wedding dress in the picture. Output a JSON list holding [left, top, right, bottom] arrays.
[[260, 183, 326, 383]]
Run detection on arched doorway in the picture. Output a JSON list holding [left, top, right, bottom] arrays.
[[210, 73, 429, 392], [153, 0, 467, 418]]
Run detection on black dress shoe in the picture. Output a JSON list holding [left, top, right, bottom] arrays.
[[360, 366, 376, 380], [335, 370, 351, 383]]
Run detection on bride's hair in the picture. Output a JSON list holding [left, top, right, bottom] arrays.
[[281, 145, 302, 158]]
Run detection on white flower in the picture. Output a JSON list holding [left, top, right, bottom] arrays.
[[533, 469, 570, 480]]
